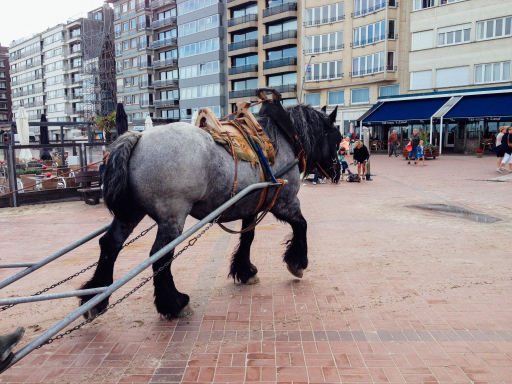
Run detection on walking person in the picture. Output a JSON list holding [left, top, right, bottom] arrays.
[[408, 129, 421, 164], [338, 146, 350, 181], [495, 126, 512, 173], [495, 126, 507, 173], [353, 140, 370, 180], [341, 136, 352, 164], [388, 129, 399, 157], [415, 140, 427, 166]]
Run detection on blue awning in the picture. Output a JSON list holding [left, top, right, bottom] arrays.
[[362, 98, 450, 125], [444, 93, 512, 121]]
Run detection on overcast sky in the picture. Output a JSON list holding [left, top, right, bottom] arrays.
[[0, 0, 108, 47]]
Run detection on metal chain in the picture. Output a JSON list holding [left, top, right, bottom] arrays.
[[38, 216, 219, 348], [0, 223, 158, 312]]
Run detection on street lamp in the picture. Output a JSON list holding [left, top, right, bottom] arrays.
[[299, 55, 315, 104]]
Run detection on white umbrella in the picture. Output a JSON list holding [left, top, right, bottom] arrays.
[[144, 115, 154, 132], [16, 107, 33, 162]]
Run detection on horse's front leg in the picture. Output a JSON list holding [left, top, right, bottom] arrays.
[[271, 197, 308, 278], [79, 213, 145, 318], [228, 214, 259, 284]]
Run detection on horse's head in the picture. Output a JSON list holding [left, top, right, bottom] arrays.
[[316, 106, 342, 183]]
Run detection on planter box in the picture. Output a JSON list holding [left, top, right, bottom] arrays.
[[402, 147, 439, 159]]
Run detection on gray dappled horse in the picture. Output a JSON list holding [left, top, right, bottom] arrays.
[[80, 104, 341, 319]]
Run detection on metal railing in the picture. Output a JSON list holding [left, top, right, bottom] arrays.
[[11, 73, 44, 86], [388, 33, 398, 39], [229, 64, 258, 75], [140, 80, 153, 88], [136, 0, 150, 10], [115, 30, 122, 38], [69, 45, 82, 54], [350, 67, 384, 77], [229, 88, 257, 99], [352, 35, 385, 47], [11, 60, 43, 74], [140, 99, 154, 107], [228, 13, 257, 27], [306, 74, 342, 81], [114, 11, 121, 20], [152, 58, 177, 68], [152, 16, 177, 29], [386, 65, 397, 71], [263, 2, 297, 17], [305, 15, 345, 26], [150, 0, 176, 8], [153, 78, 179, 87], [272, 84, 297, 94], [11, 86, 45, 98], [228, 38, 258, 51], [13, 47, 42, 61], [263, 56, 297, 70], [352, 1, 386, 17], [138, 21, 152, 31], [152, 37, 177, 49], [139, 61, 153, 70], [306, 44, 344, 53], [263, 29, 297, 44], [154, 99, 179, 107], [69, 31, 81, 40]]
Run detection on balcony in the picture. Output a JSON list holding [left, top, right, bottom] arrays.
[[152, 58, 177, 68], [11, 72, 43, 86], [66, 108, 84, 115], [68, 31, 82, 40], [228, 38, 258, 51], [114, 11, 121, 20], [306, 15, 345, 27], [350, 67, 384, 77], [150, 0, 176, 8], [11, 60, 43, 74], [138, 21, 152, 31], [139, 61, 153, 70], [306, 74, 343, 81], [152, 16, 177, 29], [115, 30, 122, 38], [263, 29, 297, 44], [140, 99, 154, 107], [352, 1, 386, 17], [263, 57, 297, 70], [386, 65, 397, 72], [228, 14, 257, 28], [352, 35, 385, 48], [14, 47, 42, 61], [153, 78, 178, 88], [263, 2, 297, 18], [136, 0, 150, 11], [229, 88, 257, 99], [140, 80, 153, 88], [69, 45, 82, 55], [272, 84, 296, 94], [388, 33, 398, 39], [152, 37, 177, 49], [154, 99, 179, 107], [306, 44, 344, 54], [229, 64, 258, 75], [12, 86, 44, 98]]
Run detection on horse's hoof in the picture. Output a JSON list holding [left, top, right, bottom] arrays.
[[79, 299, 99, 320], [286, 264, 304, 278], [176, 305, 194, 318], [245, 274, 260, 285]]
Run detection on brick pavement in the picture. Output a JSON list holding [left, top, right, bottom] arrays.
[[0, 154, 511, 384]]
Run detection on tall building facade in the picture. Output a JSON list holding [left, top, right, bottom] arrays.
[[0, 44, 11, 123]]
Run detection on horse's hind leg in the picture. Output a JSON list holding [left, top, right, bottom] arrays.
[[228, 214, 259, 284], [150, 218, 191, 319], [80, 211, 146, 318], [271, 197, 308, 278]]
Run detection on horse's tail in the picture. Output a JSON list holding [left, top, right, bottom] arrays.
[[103, 131, 142, 221]]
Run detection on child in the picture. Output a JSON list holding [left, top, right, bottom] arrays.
[[415, 140, 427, 166], [338, 147, 349, 181]]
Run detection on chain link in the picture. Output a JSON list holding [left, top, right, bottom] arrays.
[[38, 216, 220, 348], [0, 223, 158, 313]]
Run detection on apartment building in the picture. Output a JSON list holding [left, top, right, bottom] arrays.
[[227, 0, 303, 115], [0, 44, 11, 123], [360, 0, 512, 153], [302, 0, 402, 134]]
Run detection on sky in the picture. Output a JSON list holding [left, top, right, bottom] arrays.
[[0, 0, 108, 47]]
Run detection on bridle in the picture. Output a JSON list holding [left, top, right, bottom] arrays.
[[315, 129, 341, 183]]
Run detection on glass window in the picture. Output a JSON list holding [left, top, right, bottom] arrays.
[[305, 93, 320, 106], [351, 88, 369, 104], [379, 84, 399, 97], [328, 91, 344, 105]]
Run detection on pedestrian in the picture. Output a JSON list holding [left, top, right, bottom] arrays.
[[388, 129, 399, 157], [496, 126, 512, 173], [312, 167, 326, 185], [415, 140, 427, 166], [341, 136, 352, 164], [408, 129, 420, 164], [338, 146, 349, 181], [495, 126, 507, 173], [353, 140, 370, 180]]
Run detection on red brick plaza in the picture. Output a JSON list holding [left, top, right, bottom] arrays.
[[1, 154, 511, 384]]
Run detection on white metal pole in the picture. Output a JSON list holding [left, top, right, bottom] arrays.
[[439, 118, 443, 155], [429, 117, 433, 144]]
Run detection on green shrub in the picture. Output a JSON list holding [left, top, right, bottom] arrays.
[[16, 168, 43, 177]]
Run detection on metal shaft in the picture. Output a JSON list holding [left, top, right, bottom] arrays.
[[0, 263, 36, 269], [11, 181, 282, 365], [0, 288, 108, 305], [0, 224, 111, 290]]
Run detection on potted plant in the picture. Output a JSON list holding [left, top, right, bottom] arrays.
[[402, 129, 439, 159], [92, 111, 116, 142], [475, 148, 483, 158]]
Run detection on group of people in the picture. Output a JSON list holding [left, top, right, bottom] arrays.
[[388, 129, 427, 166], [494, 126, 512, 173]]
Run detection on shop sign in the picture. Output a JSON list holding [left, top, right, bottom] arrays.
[[133, 126, 145, 131]]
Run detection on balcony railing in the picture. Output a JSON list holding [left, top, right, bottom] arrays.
[[263, 2, 297, 18], [69, 45, 82, 54], [228, 38, 258, 51], [352, 1, 386, 17], [140, 99, 154, 107], [115, 30, 122, 38], [352, 35, 385, 48], [228, 13, 257, 27], [140, 80, 153, 88], [263, 29, 297, 44], [152, 37, 177, 49], [154, 99, 179, 107], [152, 58, 177, 68], [272, 84, 297, 94], [114, 11, 121, 20], [69, 31, 81, 40], [14, 47, 42, 61], [350, 67, 384, 77], [388, 33, 398, 39], [152, 16, 177, 28], [138, 21, 152, 31], [11, 60, 42, 74], [386, 65, 397, 72], [263, 57, 297, 70], [229, 88, 257, 99], [66, 108, 84, 115], [306, 74, 342, 81], [306, 44, 344, 54], [306, 15, 345, 26], [139, 61, 153, 70], [12, 86, 45, 98], [229, 64, 258, 75], [150, 0, 176, 8], [153, 78, 179, 87], [136, 0, 150, 11], [11, 72, 43, 86]]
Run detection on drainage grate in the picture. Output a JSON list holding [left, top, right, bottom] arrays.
[[408, 204, 501, 224]]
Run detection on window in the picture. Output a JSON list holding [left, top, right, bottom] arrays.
[[162, 109, 180, 119], [161, 89, 179, 100], [179, 60, 220, 79], [122, 22, 128, 32], [234, 55, 258, 67], [232, 4, 257, 18], [158, 29, 177, 41], [131, 38, 137, 48], [179, 38, 220, 58], [130, 19, 136, 30], [157, 9, 176, 20], [124, 59, 130, 69], [268, 47, 297, 61], [410, 70, 432, 90], [132, 76, 139, 86], [411, 30, 434, 50], [354, 0, 385, 18], [233, 78, 258, 91], [436, 66, 469, 87], [352, 52, 384, 76], [351, 88, 370, 104], [477, 16, 512, 40], [305, 93, 320, 106], [72, 58, 82, 68], [268, 19, 297, 35], [160, 69, 179, 80], [306, 32, 343, 54], [115, 43, 122, 55], [122, 3, 127, 12], [438, 24, 471, 46], [178, 14, 220, 37], [353, 20, 386, 47], [181, 83, 221, 99], [306, 60, 343, 81], [129, 0, 135, 9], [178, 0, 220, 16], [413, 0, 434, 11], [328, 91, 344, 105], [379, 84, 399, 97], [133, 94, 140, 104], [132, 57, 138, 67], [306, 2, 344, 26], [124, 78, 131, 87], [268, 73, 296, 86], [475, 61, 511, 84], [115, 24, 121, 36]]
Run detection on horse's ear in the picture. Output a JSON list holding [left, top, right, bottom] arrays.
[[321, 106, 327, 114], [329, 106, 338, 125]]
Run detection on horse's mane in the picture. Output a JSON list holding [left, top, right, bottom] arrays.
[[257, 103, 328, 174]]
